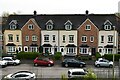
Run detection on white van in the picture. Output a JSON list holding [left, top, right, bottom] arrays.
[[68, 69, 88, 78]]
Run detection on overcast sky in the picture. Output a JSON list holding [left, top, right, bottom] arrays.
[[0, 0, 120, 15]]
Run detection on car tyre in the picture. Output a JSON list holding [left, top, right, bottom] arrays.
[[13, 63, 17, 66], [97, 64, 100, 67], [109, 65, 113, 68], [48, 64, 51, 67], [34, 63, 38, 66], [65, 63, 68, 67]]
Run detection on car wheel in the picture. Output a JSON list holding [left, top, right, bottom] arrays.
[[80, 64, 83, 67], [13, 63, 17, 66], [34, 63, 38, 66], [65, 63, 68, 67], [109, 65, 113, 68], [48, 64, 51, 67], [97, 64, 100, 67]]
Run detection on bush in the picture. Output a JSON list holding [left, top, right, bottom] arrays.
[[95, 52, 101, 60], [16, 51, 40, 60], [104, 54, 120, 61], [54, 52, 62, 60]]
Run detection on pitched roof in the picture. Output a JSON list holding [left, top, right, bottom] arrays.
[[3, 14, 120, 31]]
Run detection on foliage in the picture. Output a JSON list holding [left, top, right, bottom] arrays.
[[16, 51, 39, 60], [104, 54, 120, 61], [54, 52, 62, 60], [61, 74, 67, 80], [83, 69, 97, 80], [95, 52, 101, 60]]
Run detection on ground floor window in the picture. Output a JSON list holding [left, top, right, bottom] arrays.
[[105, 48, 113, 54], [80, 48, 88, 54], [8, 46, 15, 52], [30, 47, 38, 52], [66, 47, 76, 54]]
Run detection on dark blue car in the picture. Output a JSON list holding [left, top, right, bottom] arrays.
[[62, 58, 86, 68]]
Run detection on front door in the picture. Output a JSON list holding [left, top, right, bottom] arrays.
[[91, 48, 96, 55]]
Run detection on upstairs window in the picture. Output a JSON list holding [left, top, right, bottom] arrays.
[[44, 35, 49, 42], [85, 25, 91, 30], [104, 25, 111, 30], [16, 35, 19, 42], [0, 34, 3, 41], [63, 35, 66, 43], [46, 20, 53, 30], [28, 24, 34, 30], [69, 35, 74, 43], [90, 36, 94, 42], [52, 35, 55, 42], [64, 20, 72, 30], [25, 36, 29, 41], [10, 24, 16, 30], [32, 35, 37, 41], [104, 20, 112, 30], [108, 35, 113, 43], [81, 36, 87, 42], [101, 36, 104, 43], [8, 34, 13, 42], [9, 20, 17, 30]]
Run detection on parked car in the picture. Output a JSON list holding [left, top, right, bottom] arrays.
[[62, 58, 86, 67], [3, 71, 36, 80], [33, 57, 54, 67], [95, 58, 113, 68], [68, 69, 88, 78], [2, 57, 21, 66], [0, 59, 7, 68]]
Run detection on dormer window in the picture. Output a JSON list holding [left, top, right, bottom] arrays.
[[10, 24, 16, 30], [85, 25, 91, 30], [64, 20, 72, 30], [104, 25, 111, 30], [28, 24, 34, 30], [9, 20, 17, 30], [46, 20, 53, 30], [104, 20, 112, 30]]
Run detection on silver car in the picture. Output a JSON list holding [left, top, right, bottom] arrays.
[[95, 58, 113, 68], [3, 71, 36, 80]]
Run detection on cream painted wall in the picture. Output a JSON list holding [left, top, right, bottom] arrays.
[[4, 30, 22, 53]]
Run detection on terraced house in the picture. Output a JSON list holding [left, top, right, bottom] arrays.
[[2, 11, 120, 56]]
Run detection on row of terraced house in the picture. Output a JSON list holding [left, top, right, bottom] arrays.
[[1, 11, 120, 56]]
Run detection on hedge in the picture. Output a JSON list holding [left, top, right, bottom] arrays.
[[16, 51, 40, 60], [54, 52, 62, 60], [103, 54, 120, 61]]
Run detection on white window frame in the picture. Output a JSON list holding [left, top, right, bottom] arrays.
[[30, 47, 37, 52], [10, 24, 16, 30], [69, 35, 74, 43], [0, 34, 3, 41], [63, 35, 66, 42], [104, 25, 111, 30], [90, 36, 94, 42], [65, 25, 72, 30], [25, 36, 29, 41], [28, 24, 34, 30], [81, 36, 87, 42], [52, 35, 55, 42], [108, 35, 113, 43], [67, 47, 75, 54], [32, 35, 37, 41], [80, 48, 88, 54], [101, 35, 104, 43], [8, 46, 15, 52], [46, 25, 53, 30], [16, 35, 19, 42], [44, 35, 49, 42], [8, 34, 13, 42], [85, 25, 91, 30]]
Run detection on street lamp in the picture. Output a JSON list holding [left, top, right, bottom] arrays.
[[112, 26, 115, 79]]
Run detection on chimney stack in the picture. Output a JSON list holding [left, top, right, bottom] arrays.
[[33, 10, 37, 16], [85, 10, 89, 15]]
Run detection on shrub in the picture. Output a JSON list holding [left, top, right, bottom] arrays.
[[83, 69, 97, 80], [16, 51, 39, 60], [104, 54, 120, 61], [95, 52, 101, 60], [54, 52, 62, 60]]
